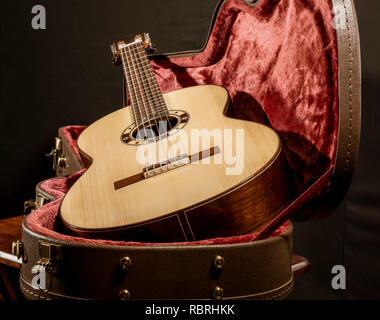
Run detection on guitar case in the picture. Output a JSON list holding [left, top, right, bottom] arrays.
[[16, 0, 361, 300]]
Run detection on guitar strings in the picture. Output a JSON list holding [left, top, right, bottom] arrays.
[[121, 45, 150, 173], [126, 44, 154, 136], [129, 43, 161, 136], [132, 44, 171, 171], [127, 43, 168, 172], [124, 45, 148, 126], [132, 43, 172, 133], [127, 42, 164, 173], [121, 38, 174, 174], [131, 44, 160, 116], [120, 46, 143, 125], [134, 45, 171, 120]]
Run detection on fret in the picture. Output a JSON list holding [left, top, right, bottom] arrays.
[[124, 94, 167, 110], [132, 43, 167, 112], [118, 39, 169, 125], [121, 65, 140, 123], [127, 68, 164, 99], [121, 48, 145, 124], [127, 82, 166, 109], [127, 67, 161, 103], [121, 49, 146, 124], [125, 45, 153, 122]]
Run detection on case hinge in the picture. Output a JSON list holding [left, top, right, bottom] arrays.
[[24, 194, 50, 213], [24, 200, 36, 214], [46, 137, 67, 172], [31, 242, 62, 292], [33, 242, 62, 275], [11, 240, 25, 262], [35, 194, 49, 209]]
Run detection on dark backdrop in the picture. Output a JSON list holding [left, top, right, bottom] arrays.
[[0, 0, 379, 299], [0, 0, 220, 216]]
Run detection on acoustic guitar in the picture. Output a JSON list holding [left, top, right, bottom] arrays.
[[59, 34, 292, 242]]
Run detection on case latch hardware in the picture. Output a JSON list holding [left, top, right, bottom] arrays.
[[24, 200, 36, 214], [212, 286, 224, 300], [46, 137, 67, 171], [24, 194, 49, 213], [34, 242, 62, 275], [118, 289, 131, 300], [35, 194, 49, 209], [213, 255, 225, 269], [119, 256, 132, 271], [11, 240, 25, 261]]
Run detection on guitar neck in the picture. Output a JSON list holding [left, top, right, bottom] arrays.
[[119, 39, 168, 124]]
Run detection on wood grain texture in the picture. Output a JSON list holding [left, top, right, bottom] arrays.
[[60, 85, 291, 241], [113, 146, 220, 190], [0, 216, 23, 268], [184, 149, 292, 240]]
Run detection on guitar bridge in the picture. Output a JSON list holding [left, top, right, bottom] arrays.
[[114, 146, 220, 190], [143, 156, 190, 178]]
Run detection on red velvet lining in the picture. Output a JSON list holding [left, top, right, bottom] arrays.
[[152, 0, 338, 190], [60, 126, 86, 166], [26, 0, 339, 245]]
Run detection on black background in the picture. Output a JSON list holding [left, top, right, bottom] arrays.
[[0, 0, 379, 299]]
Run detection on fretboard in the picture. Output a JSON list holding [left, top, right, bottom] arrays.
[[119, 40, 168, 125]]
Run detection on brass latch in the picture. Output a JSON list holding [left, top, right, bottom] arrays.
[[46, 137, 67, 171], [35, 194, 49, 209], [12, 240, 25, 261], [24, 200, 36, 214], [24, 194, 50, 213], [34, 242, 62, 275]]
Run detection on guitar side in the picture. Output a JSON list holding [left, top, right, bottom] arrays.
[[59, 85, 292, 241]]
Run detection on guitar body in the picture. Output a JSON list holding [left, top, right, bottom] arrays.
[[60, 85, 292, 241]]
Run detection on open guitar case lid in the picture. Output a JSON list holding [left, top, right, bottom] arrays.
[[18, 0, 361, 300]]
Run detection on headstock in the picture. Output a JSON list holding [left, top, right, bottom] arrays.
[[111, 33, 157, 66]]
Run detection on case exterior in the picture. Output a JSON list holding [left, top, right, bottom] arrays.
[[17, 0, 361, 300], [20, 219, 293, 300], [54, 127, 84, 177], [19, 177, 294, 300]]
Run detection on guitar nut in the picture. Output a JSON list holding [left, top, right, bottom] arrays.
[[119, 256, 132, 271]]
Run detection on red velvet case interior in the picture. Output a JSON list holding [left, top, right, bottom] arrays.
[[26, 0, 338, 245]]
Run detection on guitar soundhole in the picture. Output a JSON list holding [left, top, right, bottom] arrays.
[[133, 116, 179, 140], [121, 110, 189, 145]]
